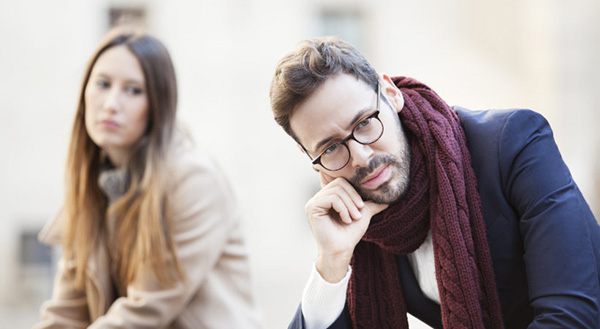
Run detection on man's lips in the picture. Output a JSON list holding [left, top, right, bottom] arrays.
[[360, 164, 390, 190]]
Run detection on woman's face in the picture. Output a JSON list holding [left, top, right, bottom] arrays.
[[84, 45, 149, 166]]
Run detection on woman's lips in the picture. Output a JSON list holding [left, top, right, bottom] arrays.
[[360, 164, 390, 190], [101, 119, 120, 129]]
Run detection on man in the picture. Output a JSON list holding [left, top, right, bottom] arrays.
[[269, 36, 600, 329]]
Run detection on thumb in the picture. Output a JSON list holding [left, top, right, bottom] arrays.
[[363, 201, 389, 217], [319, 170, 335, 188]]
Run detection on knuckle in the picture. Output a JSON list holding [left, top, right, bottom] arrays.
[[304, 198, 317, 212]]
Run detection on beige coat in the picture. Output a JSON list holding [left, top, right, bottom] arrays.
[[34, 143, 262, 329]]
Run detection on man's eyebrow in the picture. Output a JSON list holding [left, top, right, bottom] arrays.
[[312, 108, 371, 154]]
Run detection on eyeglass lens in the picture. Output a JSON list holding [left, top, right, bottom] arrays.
[[320, 114, 383, 170]]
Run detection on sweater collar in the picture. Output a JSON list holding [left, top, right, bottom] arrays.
[[98, 167, 129, 203]]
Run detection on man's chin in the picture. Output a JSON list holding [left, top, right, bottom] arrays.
[[358, 183, 404, 204], [350, 160, 410, 204]]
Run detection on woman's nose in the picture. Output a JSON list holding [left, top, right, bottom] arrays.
[[103, 89, 121, 113]]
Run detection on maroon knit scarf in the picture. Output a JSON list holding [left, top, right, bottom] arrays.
[[347, 76, 504, 329]]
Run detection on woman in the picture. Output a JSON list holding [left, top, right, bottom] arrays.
[[34, 27, 262, 328]]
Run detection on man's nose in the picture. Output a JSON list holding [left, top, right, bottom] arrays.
[[348, 139, 373, 168]]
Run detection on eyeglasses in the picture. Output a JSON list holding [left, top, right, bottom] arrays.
[[307, 83, 384, 171]]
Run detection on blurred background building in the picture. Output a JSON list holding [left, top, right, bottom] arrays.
[[0, 0, 598, 328]]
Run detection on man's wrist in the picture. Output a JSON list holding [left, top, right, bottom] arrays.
[[315, 251, 353, 283], [302, 262, 352, 329]]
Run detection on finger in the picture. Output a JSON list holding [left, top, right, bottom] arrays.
[[363, 201, 389, 217], [335, 179, 365, 209], [329, 196, 352, 224], [331, 186, 362, 220], [319, 179, 364, 214]]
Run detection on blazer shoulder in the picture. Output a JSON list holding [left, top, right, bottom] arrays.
[[453, 106, 545, 131], [453, 107, 549, 149]]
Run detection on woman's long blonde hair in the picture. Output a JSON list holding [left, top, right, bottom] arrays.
[[63, 27, 182, 289]]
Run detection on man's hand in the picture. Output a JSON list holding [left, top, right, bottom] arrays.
[[305, 171, 388, 283]]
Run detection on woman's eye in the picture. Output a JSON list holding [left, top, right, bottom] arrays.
[[96, 80, 110, 88], [126, 86, 143, 95]]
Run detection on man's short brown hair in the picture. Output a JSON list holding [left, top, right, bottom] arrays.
[[269, 36, 378, 141]]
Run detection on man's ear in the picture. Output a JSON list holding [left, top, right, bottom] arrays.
[[379, 73, 405, 113]]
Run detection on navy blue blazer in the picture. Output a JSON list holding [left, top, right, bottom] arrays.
[[288, 108, 600, 329]]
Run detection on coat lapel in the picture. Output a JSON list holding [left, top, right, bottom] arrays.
[[86, 232, 114, 321]]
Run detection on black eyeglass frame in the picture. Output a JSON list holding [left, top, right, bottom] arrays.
[[304, 82, 385, 171]]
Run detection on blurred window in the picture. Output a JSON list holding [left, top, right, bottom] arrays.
[[109, 7, 146, 28], [318, 8, 364, 50]]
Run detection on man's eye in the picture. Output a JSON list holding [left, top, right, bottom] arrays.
[[323, 143, 339, 154], [357, 117, 371, 128]]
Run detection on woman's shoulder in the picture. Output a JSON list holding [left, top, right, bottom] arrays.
[[168, 136, 226, 182], [165, 131, 235, 201], [164, 132, 241, 228], [38, 209, 65, 246]]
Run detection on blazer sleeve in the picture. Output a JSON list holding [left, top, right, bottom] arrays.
[[499, 110, 600, 328], [288, 304, 306, 329], [89, 152, 241, 328], [288, 304, 351, 329]]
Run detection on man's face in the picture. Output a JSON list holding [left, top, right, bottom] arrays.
[[290, 73, 411, 204]]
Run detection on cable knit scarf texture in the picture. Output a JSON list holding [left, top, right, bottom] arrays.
[[347, 77, 504, 329]]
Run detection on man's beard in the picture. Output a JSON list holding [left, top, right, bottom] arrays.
[[348, 152, 410, 204]]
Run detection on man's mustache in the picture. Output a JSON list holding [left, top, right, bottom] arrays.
[[349, 154, 396, 187]]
